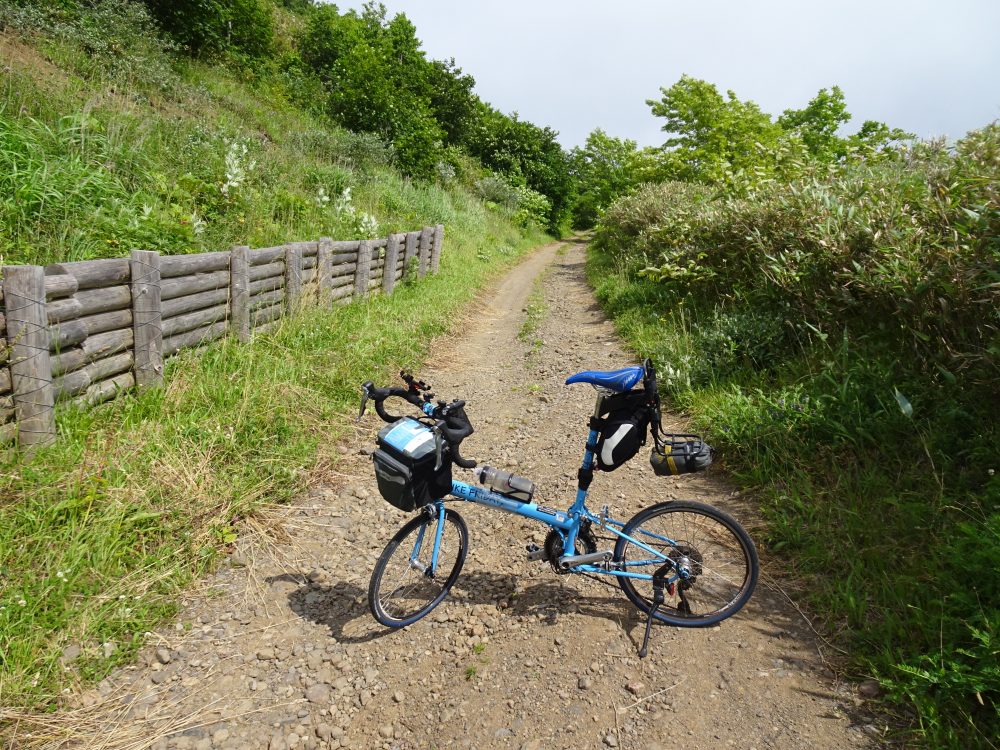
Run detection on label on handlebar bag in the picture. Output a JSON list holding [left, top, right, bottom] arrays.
[[378, 418, 436, 460]]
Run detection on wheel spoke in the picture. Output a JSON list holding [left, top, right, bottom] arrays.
[[614, 502, 758, 626], [369, 508, 468, 628]]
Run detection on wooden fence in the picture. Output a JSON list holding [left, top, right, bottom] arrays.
[[0, 224, 445, 449]]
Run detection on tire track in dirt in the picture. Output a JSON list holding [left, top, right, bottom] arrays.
[[36, 241, 880, 750]]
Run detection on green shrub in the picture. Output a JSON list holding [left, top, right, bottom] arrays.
[[141, 0, 275, 59], [591, 123, 1000, 748], [0, 0, 177, 90]]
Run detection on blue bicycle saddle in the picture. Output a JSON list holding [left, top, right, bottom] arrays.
[[565, 365, 644, 392]]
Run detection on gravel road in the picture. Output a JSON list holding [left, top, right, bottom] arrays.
[[44, 241, 881, 750]]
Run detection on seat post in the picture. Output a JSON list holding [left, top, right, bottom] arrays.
[[593, 392, 605, 419]]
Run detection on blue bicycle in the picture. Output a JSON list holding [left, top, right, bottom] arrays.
[[360, 360, 758, 657]]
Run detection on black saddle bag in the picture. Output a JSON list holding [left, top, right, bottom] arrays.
[[594, 390, 651, 472]]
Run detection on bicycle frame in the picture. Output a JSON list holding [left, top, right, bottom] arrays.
[[415, 392, 683, 586]]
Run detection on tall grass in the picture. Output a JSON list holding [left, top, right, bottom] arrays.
[[589, 128, 999, 748]]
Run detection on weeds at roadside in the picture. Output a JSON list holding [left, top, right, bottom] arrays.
[[518, 277, 548, 363]]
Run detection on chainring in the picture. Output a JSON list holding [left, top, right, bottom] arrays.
[[545, 521, 598, 574]]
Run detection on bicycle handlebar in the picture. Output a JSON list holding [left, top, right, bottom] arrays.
[[360, 379, 477, 469]]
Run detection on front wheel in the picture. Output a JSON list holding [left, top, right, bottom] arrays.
[[368, 506, 468, 628], [614, 500, 758, 627]]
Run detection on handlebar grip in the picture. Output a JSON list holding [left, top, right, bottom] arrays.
[[374, 398, 400, 423], [372, 386, 424, 423], [439, 405, 474, 445], [451, 445, 477, 469]]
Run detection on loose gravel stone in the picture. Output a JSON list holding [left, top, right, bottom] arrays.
[[305, 684, 331, 704]]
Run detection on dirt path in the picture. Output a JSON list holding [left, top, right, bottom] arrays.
[[42, 242, 879, 750]]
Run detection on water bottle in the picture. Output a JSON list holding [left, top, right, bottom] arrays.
[[475, 465, 535, 503]]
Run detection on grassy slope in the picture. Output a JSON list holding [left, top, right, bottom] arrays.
[[0, 28, 547, 708]]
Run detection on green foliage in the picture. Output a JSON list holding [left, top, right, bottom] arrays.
[[777, 86, 851, 162], [645, 75, 914, 191], [3, 0, 572, 231], [647, 74, 785, 184], [601, 128, 1000, 372], [298, 3, 463, 180], [141, 0, 275, 60], [591, 118, 1000, 747], [569, 129, 641, 229], [0, 0, 178, 89], [465, 104, 573, 231], [512, 185, 552, 229]]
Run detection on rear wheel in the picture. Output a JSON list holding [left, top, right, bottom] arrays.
[[614, 500, 758, 627], [369, 506, 468, 628]]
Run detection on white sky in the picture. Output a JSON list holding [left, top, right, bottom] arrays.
[[334, 0, 1000, 149]]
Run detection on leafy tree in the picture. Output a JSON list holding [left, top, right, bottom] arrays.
[[569, 129, 640, 228], [141, 0, 275, 59], [777, 86, 851, 161], [426, 58, 477, 146], [847, 119, 915, 157], [465, 105, 572, 230], [298, 1, 572, 213], [299, 2, 445, 177], [647, 75, 783, 184]]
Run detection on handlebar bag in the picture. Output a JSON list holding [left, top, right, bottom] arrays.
[[594, 391, 651, 472], [373, 418, 452, 511]]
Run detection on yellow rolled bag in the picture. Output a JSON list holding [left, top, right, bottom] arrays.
[[649, 433, 713, 476]]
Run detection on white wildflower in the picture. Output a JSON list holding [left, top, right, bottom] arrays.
[[190, 212, 206, 236], [314, 186, 330, 207], [436, 161, 456, 182], [221, 139, 256, 197], [359, 212, 379, 238], [334, 187, 356, 217]]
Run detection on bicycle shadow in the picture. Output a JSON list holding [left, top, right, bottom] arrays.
[[277, 563, 789, 657], [276, 568, 647, 647]]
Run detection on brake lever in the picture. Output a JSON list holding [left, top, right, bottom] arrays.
[[358, 382, 373, 421], [433, 427, 444, 471]]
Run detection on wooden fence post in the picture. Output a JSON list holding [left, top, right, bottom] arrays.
[[403, 231, 419, 279], [285, 243, 303, 314], [417, 227, 431, 278], [431, 224, 444, 274], [130, 249, 163, 391], [383, 233, 401, 295], [318, 237, 333, 307], [230, 245, 250, 343], [4, 265, 56, 447], [354, 240, 372, 298]]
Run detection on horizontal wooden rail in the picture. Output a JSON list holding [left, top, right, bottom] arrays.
[[1, 226, 443, 448]]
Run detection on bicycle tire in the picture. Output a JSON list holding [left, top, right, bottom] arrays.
[[368, 506, 468, 628], [614, 500, 758, 627]]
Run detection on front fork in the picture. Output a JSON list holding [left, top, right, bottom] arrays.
[[411, 502, 447, 577]]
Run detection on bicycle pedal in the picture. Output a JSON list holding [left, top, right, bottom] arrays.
[[525, 543, 548, 562]]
